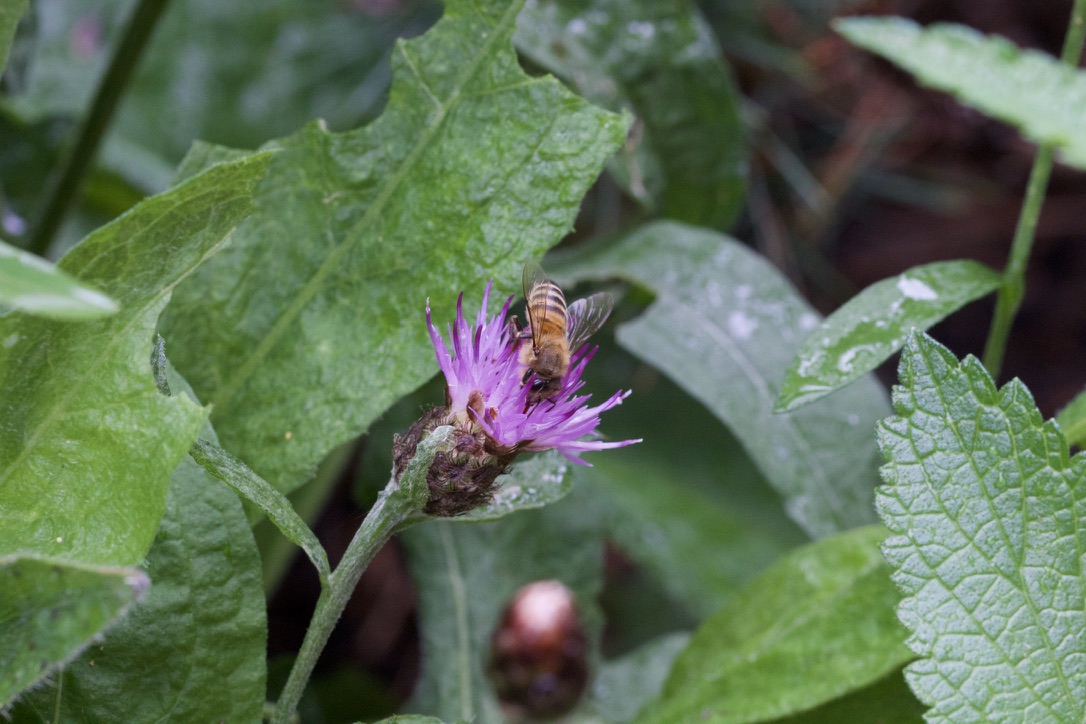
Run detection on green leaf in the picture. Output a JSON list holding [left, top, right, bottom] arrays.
[[588, 632, 690, 722], [0, 556, 146, 709], [13, 429, 267, 722], [0, 0, 27, 77], [555, 220, 891, 539], [877, 332, 1086, 722], [443, 450, 572, 524], [1056, 387, 1086, 448], [401, 489, 603, 722], [639, 525, 911, 723], [515, 0, 747, 228], [0, 152, 271, 566], [159, 0, 628, 498], [776, 259, 1001, 412], [0, 238, 118, 319], [775, 667, 925, 724], [189, 438, 331, 584], [835, 17, 1086, 169]]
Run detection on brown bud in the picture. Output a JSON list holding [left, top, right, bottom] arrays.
[[488, 580, 589, 719]]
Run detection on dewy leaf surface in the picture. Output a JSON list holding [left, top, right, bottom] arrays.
[[402, 490, 603, 722], [877, 332, 1086, 722], [0, 238, 118, 320], [15, 425, 267, 722], [555, 220, 890, 539], [160, 0, 628, 496], [639, 525, 911, 723], [836, 17, 1086, 169], [777, 259, 1001, 411], [0, 556, 146, 709], [0, 153, 271, 566], [515, 0, 747, 228]]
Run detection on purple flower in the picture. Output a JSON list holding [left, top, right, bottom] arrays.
[[395, 280, 639, 517], [426, 281, 639, 465]]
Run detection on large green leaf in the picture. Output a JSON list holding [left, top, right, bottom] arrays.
[[639, 525, 911, 723], [1056, 387, 1086, 449], [0, 238, 117, 319], [877, 332, 1086, 721], [836, 18, 1086, 169], [0, 556, 145, 709], [0, 0, 27, 76], [159, 0, 628, 497], [515, 0, 747, 228], [401, 489, 604, 722], [776, 259, 1001, 411], [0, 152, 271, 566], [587, 632, 690, 722], [555, 221, 890, 539], [13, 429, 266, 721], [776, 668, 925, 724]]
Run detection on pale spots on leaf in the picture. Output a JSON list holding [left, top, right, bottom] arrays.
[[4, 333, 20, 348], [727, 310, 757, 340], [897, 276, 938, 301]]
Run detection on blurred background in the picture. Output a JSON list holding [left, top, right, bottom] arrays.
[[3, 0, 1083, 720]]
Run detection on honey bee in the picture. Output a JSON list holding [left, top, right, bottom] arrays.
[[517, 261, 613, 404]]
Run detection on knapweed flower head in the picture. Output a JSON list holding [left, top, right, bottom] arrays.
[[393, 281, 639, 517]]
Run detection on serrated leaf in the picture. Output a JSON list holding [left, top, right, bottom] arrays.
[[0, 556, 145, 709], [0, 0, 27, 76], [639, 525, 911, 723], [443, 450, 571, 524], [515, 0, 747, 228], [401, 490, 603, 722], [0, 238, 118, 319], [555, 220, 890, 539], [588, 632, 690, 722], [13, 430, 266, 722], [836, 18, 1086, 169], [777, 259, 1001, 411], [159, 0, 628, 498], [0, 153, 270, 566], [1056, 388, 1086, 448], [876, 332, 1086, 722], [189, 438, 330, 584]]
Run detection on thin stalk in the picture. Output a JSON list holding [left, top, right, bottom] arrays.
[[269, 426, 453, 724], [983, 0, 1086, 377], [26, 0, 171, 257]]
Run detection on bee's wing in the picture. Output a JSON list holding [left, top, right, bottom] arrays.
[[522, 259, 550, 346], [566, 292, 614, 351]]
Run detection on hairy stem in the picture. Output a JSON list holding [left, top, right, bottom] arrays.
[[982, 0, 1086, 377], [26, 0, 171, 257]]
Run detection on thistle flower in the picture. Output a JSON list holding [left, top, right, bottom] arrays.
[[393, 281, 639, 516]]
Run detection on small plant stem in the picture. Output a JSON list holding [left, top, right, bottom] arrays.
[[26, 0, 171, 257], [983, 0, 1086, 378], [269, 427, 452, 724]]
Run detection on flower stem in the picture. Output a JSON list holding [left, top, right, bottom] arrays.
[[982, 0, 1086, 378], [26, 0, 171, 257], [269, 426, 452, 724]]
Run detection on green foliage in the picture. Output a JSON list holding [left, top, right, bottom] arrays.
[[640, 525, 912, 723], [555, 221, 890, 539], [0, 238, 117, 319], [159, 0, 629, 498], [0, 0, 27, 78], [443, 451, 572, 524], [515, 0, 747, 228], [0, 153, 270, 566], [589, 632, 690, 722], [1056, 388, 1086, 448], [836, 17, 1086, 169], [777, 259, 1001, 411], [877, 333, 1086, 721], [0, 555, 145, 709]]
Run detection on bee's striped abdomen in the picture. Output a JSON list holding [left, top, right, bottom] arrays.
[[528, 281, 568, 339]]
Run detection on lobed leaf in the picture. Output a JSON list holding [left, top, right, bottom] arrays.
[[0, 153, 271, 566], [836, 17, 1086, 169], [159, 0, 628, 498], [0, 556, 145, 709], [0, 239, 118, 320], [877, 332, 1086, 721], [639, 525, 911, 723], [554, 220, 890, 539], [515, 0, 747, 228], [401, 490, 603, 722], [776, 259, 1001, 411], [1056, 387, 1086, 449]]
